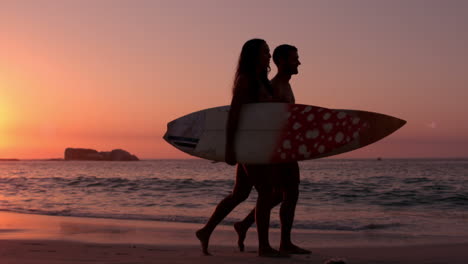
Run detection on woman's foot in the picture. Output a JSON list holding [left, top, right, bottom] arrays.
[[234, 222, 247, 252], [280, 243, 311, 254], [195, 229, 211, 256], [259, 246, 290, 258]]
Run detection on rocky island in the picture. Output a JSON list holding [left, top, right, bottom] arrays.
[[64, 148, 139, 161]]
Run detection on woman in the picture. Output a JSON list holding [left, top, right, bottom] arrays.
[[196, 38, 280, 257]]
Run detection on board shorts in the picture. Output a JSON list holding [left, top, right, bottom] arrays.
[[272, 162, 300, 191], [243, 162, 300, 192]]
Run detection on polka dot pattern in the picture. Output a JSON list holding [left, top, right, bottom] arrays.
[[271, 104, 369, 162]]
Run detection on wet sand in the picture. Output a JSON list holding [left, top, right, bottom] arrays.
[[0, 211, 467, 263]]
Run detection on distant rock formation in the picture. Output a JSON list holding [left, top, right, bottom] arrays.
[[64, 148, 139, 161], [0, 159, 20, 161]]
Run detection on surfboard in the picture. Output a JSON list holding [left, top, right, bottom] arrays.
[[163, 103, 406, 164]]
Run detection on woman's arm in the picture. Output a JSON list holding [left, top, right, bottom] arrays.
[[225, 77, 249, 165]]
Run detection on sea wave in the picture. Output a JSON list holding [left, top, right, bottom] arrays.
[[1, 175, 468, 207]]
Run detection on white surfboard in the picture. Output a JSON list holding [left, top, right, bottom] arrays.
[[163, 103, 406, 164]]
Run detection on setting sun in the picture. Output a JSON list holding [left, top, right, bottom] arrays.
[[0, 102, 9, 148]]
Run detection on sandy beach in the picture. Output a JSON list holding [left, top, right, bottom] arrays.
[[0, 211, 467, 264]]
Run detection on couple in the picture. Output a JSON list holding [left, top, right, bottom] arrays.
[[196, 39, 310, 257]]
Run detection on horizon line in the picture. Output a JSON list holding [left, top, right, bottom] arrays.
[[2, 157, 467, 161]]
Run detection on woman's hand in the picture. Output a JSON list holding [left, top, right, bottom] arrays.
[[225, 144, 237, 166]]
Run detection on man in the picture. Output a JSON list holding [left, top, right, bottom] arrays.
[[234, 44, 310, 255]]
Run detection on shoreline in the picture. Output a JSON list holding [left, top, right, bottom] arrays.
[[0, 211, 467, 263], [1, 211, 467, 247]]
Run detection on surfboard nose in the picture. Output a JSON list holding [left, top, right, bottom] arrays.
[[357, 111, 406, 147], [396, 118, 407, 130], [376, 114, 406, 135]]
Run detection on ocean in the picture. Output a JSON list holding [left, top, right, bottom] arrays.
[[1, 159, 467, 242]]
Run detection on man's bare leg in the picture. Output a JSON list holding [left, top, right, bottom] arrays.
[[234, 192, 282, 252], [278, 164, 310, 255]]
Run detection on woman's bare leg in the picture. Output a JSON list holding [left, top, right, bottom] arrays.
[[196, 165, 252, 255]]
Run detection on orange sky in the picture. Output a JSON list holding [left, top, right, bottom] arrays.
[[1, 1, 467, 159]]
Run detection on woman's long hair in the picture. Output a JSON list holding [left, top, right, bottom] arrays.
[[232, 39, 272, 98]]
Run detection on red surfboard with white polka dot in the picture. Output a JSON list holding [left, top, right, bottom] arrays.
[[270, 105, 370, 162]]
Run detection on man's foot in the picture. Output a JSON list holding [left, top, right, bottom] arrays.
[[195, 229, 211, 256], [259, 246, 290, 258], [233, 222, 247, 252], [280, 243, 311, 254]]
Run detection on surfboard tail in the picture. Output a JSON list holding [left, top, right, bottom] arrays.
[[164, 124, 201, 155]]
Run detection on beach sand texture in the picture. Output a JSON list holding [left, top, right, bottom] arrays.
[[0, 212, 467, 264]]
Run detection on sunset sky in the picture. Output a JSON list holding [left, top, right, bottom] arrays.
[[1, 0, 467, 159]]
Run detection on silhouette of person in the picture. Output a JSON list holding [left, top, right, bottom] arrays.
[[196, 38, 279, 256], [233, 44, 310, 255]]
